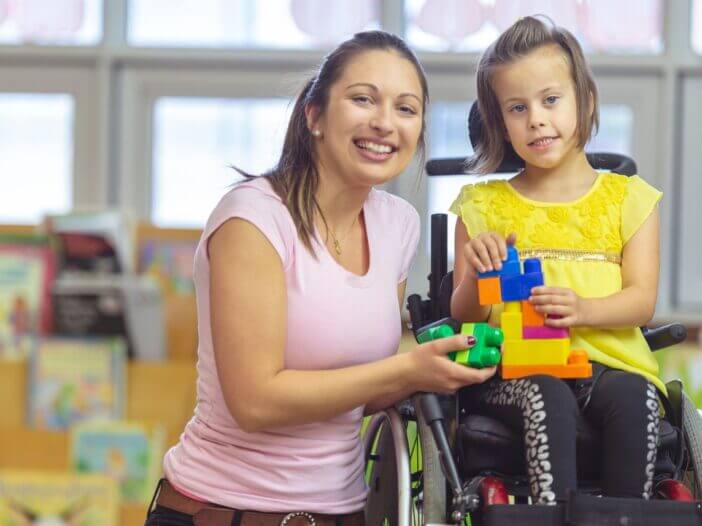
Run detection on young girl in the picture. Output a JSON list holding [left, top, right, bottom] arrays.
[[450, 16, 662, 505]]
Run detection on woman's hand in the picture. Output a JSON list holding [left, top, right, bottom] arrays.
[[406, 334, 497, 394], [529, 286, 591, 328], [462, 232, 517, 278]]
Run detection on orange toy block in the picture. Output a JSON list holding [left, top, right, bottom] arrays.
[[501, 349, 592, 379], [521, 300, 545, 327], [478, 277, 501, 305]]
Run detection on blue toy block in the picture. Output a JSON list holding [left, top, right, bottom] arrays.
[[477, 269, 501, 278], [500, 274, 530, 301], [522, 258, 544, 293], [500, 259, 544, 301], [502, 246, 521, 275]]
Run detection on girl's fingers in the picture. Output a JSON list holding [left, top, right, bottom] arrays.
[[534, 304, 570, 316], [488, 232, 508, 262], [470, 242, 492, 272], [482, 236, 503, 271], [545, 316, 572, 328]]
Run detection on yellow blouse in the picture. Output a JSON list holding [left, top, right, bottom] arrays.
[[450, 172, 665, 392]]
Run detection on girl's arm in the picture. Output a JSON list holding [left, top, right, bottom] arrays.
[[210, 219, 495, 432], [451, 218, 493, 323], [530, 207, 660, 329]]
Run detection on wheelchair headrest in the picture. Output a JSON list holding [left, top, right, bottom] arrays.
[[426, 101, 638, 176]]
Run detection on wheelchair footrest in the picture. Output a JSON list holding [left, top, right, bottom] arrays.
[[480, 492, 702, 526]]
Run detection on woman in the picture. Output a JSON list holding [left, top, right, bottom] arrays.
[[146, 30, 495, 526]]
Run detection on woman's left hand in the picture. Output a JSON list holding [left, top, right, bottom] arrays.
[[528, 286, 590, 328]]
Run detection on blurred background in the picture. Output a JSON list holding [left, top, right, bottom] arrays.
[[0, 0, 701, 523]]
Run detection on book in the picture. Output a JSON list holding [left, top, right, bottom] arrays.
[[28, 337, 127, 429], [0, 234, 56, 360], [0, 470, 119, 526], [70, 419, 165, 503], [47, 210, 135, 274], [136, 224, 200, 296]]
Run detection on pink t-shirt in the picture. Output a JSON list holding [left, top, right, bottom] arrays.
[[163, 177, 420, 513]]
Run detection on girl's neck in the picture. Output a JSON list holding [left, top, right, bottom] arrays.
[[512, 150, 598, 202]]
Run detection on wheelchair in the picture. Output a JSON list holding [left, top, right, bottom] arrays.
[[363, 104, 702, 526]]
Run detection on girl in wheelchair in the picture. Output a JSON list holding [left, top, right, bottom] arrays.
[[450, 16, 663, 505]]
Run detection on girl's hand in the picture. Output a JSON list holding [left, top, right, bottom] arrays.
[[462, 232, 517, 278], [529, 286, 591, 328], [406, 334, 497, 394]]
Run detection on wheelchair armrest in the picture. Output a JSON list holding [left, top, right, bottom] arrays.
[[642, 323, 687, 351]]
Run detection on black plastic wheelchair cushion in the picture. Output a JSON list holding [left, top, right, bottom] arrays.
[[457, 413, 680, 482]]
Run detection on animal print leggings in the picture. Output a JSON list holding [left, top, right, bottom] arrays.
[[460, 364, 660, 504]]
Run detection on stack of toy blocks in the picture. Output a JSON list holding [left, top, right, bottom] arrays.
[[478, 246, 591, 380]]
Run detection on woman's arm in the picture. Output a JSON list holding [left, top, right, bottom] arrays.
[[210, 219, 494, 432], [530, 207, 660, 329], [363, 281, 420, 415], [451, 219, 492, 323]]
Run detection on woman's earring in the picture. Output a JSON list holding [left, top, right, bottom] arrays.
[[311, 129, 322, 138]]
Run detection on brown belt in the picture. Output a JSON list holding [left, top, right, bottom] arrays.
[[154, 479, 365, 526]]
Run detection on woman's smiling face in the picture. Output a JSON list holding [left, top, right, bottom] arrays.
[[308, 49, 425, 189]]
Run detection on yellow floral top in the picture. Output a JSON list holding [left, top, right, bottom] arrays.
[[450, 172, 664, 391]]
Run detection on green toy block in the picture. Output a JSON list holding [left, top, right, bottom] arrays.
[[416, 323, 455, 344], [454, 323, 503, 368], [415, 322, 502, 369]]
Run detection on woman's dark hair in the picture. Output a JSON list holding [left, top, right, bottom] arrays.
[[470, 16, 599, 174], [237, 30, 429, 254]]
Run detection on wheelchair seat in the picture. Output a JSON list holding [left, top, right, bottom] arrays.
[[456, 412, 680, 484]]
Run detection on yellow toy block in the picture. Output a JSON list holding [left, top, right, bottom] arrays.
[[504, 301, 521, 313], [522, 300, 545, 327], [478, 277, 501, 305], [501, 338, 570, 366], [500, 312, 523, 340]]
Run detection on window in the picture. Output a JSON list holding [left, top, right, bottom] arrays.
[[693, 0, 702, 54], [425, 102, 633, 262], [0, 0, 102, 46], [151, 97, 291, 228], [405, 0, 664, 54], [0, 94, 74, 224], [128, 0, 381, 48]]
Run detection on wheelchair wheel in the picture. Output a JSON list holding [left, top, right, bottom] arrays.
[[364, 403, 451, 526], [414, 396, 448, 523], [364, 408, 413, 526], [682, 391, 702, 498]]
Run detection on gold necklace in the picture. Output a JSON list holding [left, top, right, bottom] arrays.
[[328, 215, 357, 256]]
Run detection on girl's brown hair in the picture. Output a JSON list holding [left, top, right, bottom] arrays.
[[470, 16, 599, 174], [237, 30, 429, 254]]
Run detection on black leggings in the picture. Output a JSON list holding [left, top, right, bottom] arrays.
[[460, 364, 660, 504]]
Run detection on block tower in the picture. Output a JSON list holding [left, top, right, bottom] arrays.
[[478, 246, 591, 380]]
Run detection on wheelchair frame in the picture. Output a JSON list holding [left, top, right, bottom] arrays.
[[363, 185, 701, 526]]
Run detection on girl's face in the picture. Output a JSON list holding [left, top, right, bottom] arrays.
[[308, 49, 424, 189], [492, 44, 580, 171]]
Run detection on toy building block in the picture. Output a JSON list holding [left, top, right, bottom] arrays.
[[478, 277, 501, 306], [500, 311, 522, 340], [501, 349, 591, 379], [500, 258, 545, 302], [523, 326, 569, 339], [501, 338, 571, 366], [456, 323, 502, 368], [521, 300, 545, 327], [415, 322, 501, 369]]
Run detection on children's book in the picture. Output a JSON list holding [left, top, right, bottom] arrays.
[[136, 224, 200, 296], [0, 234, 56, 360], [27, 337, 126, 429], [0, 470, 119, 526], [70, 419, 165, 503]]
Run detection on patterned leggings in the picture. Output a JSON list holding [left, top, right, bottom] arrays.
[[460, 364, 660, 504]]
